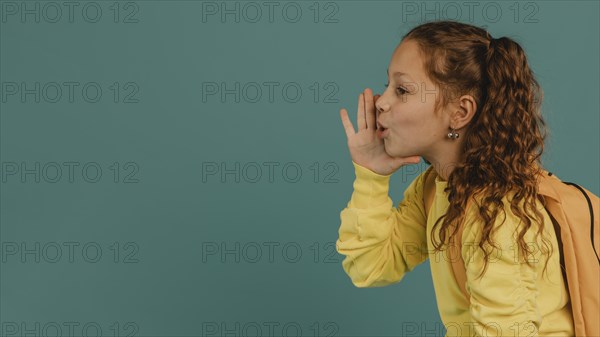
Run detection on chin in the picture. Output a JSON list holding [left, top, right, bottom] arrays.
[[383, 146, 398, 157], [385, 147, 405, 158]]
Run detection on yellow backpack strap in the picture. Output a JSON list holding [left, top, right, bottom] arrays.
[[422, 166, 470, 301]]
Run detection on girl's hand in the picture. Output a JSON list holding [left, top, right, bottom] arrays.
[[340, 88, 421, 176]]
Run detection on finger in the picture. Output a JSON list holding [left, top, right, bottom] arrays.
[[395, 156, 421, 166], [357, 92, 365, 130], [365, 88, 375, 130], [340, 108, 356, 138], [374, 94, 381, 127], [408, 156, 421, 164]]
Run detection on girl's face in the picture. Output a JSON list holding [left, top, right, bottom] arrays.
[[376, 39, 452, 159]]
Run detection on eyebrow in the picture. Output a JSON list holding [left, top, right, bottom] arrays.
[[387, 67, 412, 78]]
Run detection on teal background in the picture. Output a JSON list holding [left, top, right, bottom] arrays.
[[1, 1, 598, 336]]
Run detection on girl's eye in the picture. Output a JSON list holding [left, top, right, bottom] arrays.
[[384, 83, 407, 95]]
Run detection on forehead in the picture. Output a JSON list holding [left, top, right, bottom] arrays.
[[387, 39, 425, 82]]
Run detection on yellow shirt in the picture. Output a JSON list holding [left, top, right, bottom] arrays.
[[336, 161, 575, 337]]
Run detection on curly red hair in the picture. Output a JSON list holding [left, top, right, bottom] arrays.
[[402, 20, 553, 280]]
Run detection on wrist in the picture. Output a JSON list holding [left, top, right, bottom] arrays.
[[349, 161, 391, 208]]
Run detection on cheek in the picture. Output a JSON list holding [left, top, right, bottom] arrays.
[[389, 111, 439, 148], [390, 107, 421, 132]]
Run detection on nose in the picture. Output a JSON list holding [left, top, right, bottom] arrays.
[[375, 99, 387, 114], [375, 103, 384, 124]]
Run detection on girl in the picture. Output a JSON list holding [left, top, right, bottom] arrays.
[[337, 20, 575, 337]]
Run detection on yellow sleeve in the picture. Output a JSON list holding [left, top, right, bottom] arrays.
[[335, 161, 429, 288], [461, 197, 543, 337]]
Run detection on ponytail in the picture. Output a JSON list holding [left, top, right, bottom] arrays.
[[481, 35, 546, 174]]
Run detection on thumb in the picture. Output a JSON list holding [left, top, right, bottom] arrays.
[[394, 156, 421, 166]]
